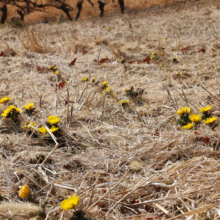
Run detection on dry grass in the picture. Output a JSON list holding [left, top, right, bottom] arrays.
[[1, 0, 220, 219]]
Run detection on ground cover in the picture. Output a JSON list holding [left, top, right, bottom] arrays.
[[1, 0, 220, 219]]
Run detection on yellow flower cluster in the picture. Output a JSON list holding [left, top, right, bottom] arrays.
[[1, 105, 22, 118], [19, 185, 30, 199], [48, 115, 61, 124], [24, 103, 35, 111], [176, 107, 190, 115], [60, 195, 80, 210], [0, 96, 11, 104]]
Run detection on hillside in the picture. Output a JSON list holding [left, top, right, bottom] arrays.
[[1, 0, 220, 219]]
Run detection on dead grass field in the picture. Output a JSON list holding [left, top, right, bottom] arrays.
[[1, 0, 220, 219]]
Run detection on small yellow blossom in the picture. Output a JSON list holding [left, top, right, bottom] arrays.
[[30, 121, 36, 127], [123, 89, 127, 93], [131, 31, 133, 34], [106, 27, 111, 31], [48, 115, 61, 124], [182, 122, 194, 130], [189, 114, 201, 123], [203, 116, 217, 124], [119, 99, 129, 105], [38, 126, 48, 134], [163, 38, 165, 41], [48, 66, 52, 70], [199, 105, 212, 113], [105, 86, 111, 93], [82, 77, 88, 82], [22, 121, 36, 130], [50, 126, 59, 133], [0, 96, 11, 104], [91, 78, 95, 82], [152, 51, 156, 55], [102, 81, 108, 86], [176, 72, 182, 77], [24, 103, 34, 111], [19, 185, 30, 199], [22, 123, 30, 130], [176, 107, 190, 115], [54, 66, 58, 70], [60, 195, 80, 210], [55, 71, 59, 75]]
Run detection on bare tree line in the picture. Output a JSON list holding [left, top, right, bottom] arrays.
[[0, 0, 124, 24]]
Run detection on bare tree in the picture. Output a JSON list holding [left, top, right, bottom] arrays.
[[0, 0, 74, 23], [0, 0, 125, 24]]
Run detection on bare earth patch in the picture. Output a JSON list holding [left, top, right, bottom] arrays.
[[1, 0, 220, 219]]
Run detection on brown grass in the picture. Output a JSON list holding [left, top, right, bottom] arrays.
[[1, 0, 220, 219]]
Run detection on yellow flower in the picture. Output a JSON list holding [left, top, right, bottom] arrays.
[[91, 78, 95, 82], [203, 116, 217, 124], [55, 71, 59, 75], [106, 27, 111, 31], [48, 115, 61, 124], [60, 195, 80, 210], [102, 81, 108, 86], [105, 86, 111, 93], [22, 121, 36, 130], [189, 114, 201, 123], [131, 31, 133, 34], [1, 108, 11, 117], [22, 123, 30, 130], [38, 126, 48, 134], [123, 89, 127, 93], [0, 96, 11, 104], [24, 103, 34, 111], [30, 121, 36, 127], [199, 105, 212, 113], [54, 66, 58, 70], [50, 126, 59, 133], [119, 99, 129, 105], [176, 107, 190, 115], [48, 66, 52, 70], [182, 122, 194, 130], [82, 77, 88, 82], [152, 51, 156, 55], [19, 185, 30, 199], [1, 105, 21, 118], [176, 72, 182, 77]]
